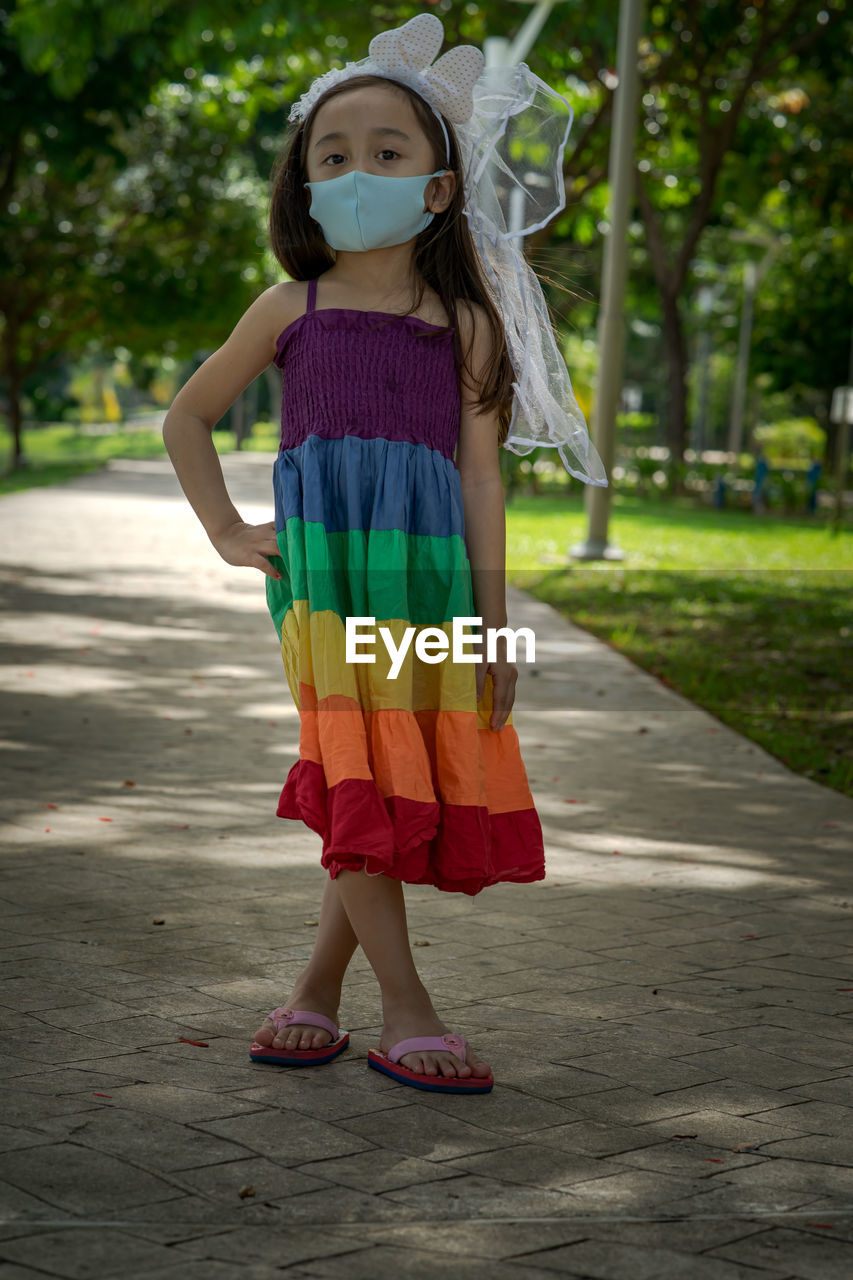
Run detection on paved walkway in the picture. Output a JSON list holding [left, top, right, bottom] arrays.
[[0, 456, 851, 1280]]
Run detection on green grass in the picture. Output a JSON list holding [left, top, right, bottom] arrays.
[[3, 431, 850, 796], [506, 493, 852, 797], [0, 422, 281, 496]]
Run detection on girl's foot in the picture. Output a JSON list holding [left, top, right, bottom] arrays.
[[380, 992, 492, 1080], [252, 981, 342, 1051]]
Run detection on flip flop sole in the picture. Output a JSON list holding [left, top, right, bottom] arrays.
[[249, 1032, 349, 1067], [368, 1049, 494, 1093]]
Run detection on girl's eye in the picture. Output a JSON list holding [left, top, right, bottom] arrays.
[[324, 150, 399, 165]]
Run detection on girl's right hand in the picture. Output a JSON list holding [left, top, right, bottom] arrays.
[[210, 519, 283, 580]]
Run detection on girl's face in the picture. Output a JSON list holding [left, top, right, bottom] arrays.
[[305, 83, 455, 215]]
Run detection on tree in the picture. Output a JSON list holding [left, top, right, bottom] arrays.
[[529, 0, 849, 469], [0, 1, 280, 465]]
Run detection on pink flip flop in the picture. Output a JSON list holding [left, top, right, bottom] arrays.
[[249, 1007, 349, 1067], [367, 1031, 494, 1093]]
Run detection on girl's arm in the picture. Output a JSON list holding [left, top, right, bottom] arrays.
[[454, 301, 515, 731], [162, 285, 286, 580]]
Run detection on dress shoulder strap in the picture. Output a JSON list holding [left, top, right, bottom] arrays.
[[306, 277, 317, 315]]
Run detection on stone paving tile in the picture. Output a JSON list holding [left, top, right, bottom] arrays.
[[290, 1149, 465, 1195], [744, 1098, 853, 1134], [784, 1208, 853, 1241], [124, 1262, 304, 1280], [756, 1133, 853, 1165], [528, 1119, 664, 1158], [578, 1217, 771, 1254], [171, 1224, 372, 1269], [670, 1045, 844, 1089], [0, 1179, 76, 1225], [707, 1225, 853, 1279], [657, 1178, 827, 1219], [63, 1051, 258, 1091], [504, 1059, 621, 1100], [0, 1227, 177, 1278], [629, 1106, 814, 1151], [487, 986, 665, 1019], [6, 1143, 179, 1215], [705, 1156, 853, 1203], [512, 1238, 778, 1278], [0, 1027, 148, 1067], [742, 1006, 853, 1044], [177, 1155, 333, 1201], [700, 1024, 853, 1070], [196, 1109, 378, 1165], [553, 1048, 725, 1093], [553, 1022, 728, 1060], [41, 1106, 249, 1173], [793, 1074, 853, 1104], [63, 1082, 264, 1124], [264, 1184, 424, 1224], [413, 1085, 581, 1136], [436, 1141, 620, 1189], [334, 1103, 511, 1161], [637, 1080, 812, 1117], [560, 1084, 724, 1126], [358, 1219, 588, 1260], [11, 999, 136, 1030], [231, 1079, 412, 1122], [2, 1086, 105, 1124], [296, 1246, 558, 1279], [604, 1139, 769, 1178], [544, 1166, 704, 1216]]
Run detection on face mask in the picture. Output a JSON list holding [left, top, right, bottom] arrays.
[[304, 168, 447, 252]]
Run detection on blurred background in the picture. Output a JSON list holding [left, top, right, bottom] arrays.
[[2, 0, 850, 508]]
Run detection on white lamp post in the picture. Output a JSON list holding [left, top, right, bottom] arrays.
[[571, 0, 645, 560]]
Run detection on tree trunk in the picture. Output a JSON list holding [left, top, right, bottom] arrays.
[[2, 319, 24, 469], [232, 391, 245, 451], [8, 371, 23, 469], [659, 289, 689, 478]]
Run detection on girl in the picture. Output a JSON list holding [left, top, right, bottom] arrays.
[[163, 13, 604, 1095]]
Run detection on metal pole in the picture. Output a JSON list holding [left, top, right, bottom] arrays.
[[508, 0, 557, 64], [571, 0, 645, 560]]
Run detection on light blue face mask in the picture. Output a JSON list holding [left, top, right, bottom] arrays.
[[304, 168, 447, 252]]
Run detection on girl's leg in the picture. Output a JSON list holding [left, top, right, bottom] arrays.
[[253, 873, 359, 1049], [334, 868, 491, 1080]]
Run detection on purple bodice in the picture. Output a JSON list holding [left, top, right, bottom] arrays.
[[273, 276, 461, 461]]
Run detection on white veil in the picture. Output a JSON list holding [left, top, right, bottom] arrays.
[[453, 63, 608, 487]]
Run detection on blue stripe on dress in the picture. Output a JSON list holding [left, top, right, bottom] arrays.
[[273, 434, 466, 539]]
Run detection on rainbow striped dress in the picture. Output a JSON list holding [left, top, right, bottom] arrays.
[[266, 274, 544, 896]]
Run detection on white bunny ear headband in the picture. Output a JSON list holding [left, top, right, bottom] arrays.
[[288, 12, 608, 487]]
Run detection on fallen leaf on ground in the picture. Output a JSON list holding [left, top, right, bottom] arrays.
[[179, 1037, 209, 1048], [237, 1185, 256, 1199]]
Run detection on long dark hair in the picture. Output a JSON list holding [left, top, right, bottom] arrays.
[[269, 74, 515, 444]]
